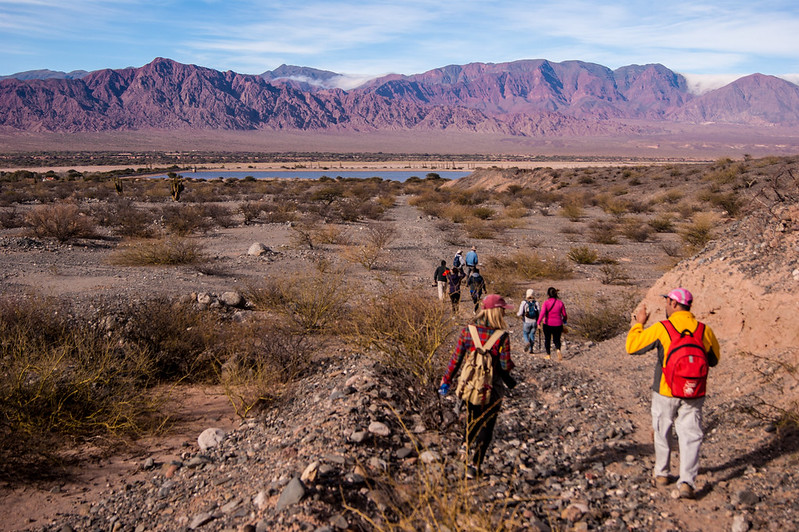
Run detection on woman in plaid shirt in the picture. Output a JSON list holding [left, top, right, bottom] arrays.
[[439, 294, 516, 478]]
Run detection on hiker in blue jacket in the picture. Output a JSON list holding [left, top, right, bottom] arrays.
[[464, 246, 478, 276]]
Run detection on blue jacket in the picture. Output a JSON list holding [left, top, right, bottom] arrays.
[[465, 250, 478, 267]]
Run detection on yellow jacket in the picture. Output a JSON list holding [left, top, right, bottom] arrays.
[[626, 310, 720, 397]]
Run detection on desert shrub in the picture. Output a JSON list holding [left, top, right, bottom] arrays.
[[120, 297, 221, 382], [569, 293, 634, 342], [560, 202, 584, 222], [599, 264, 631, 285], [239, 201, 265, 224], [351, 288, 454, 401], [160, 204, 214, 235], [262, 201, 298, 223], [220, 320, 314, 418], [0, 208, 24, 229], [94, 199, 157, 238], [567, 246, 598, 264], [440, 204, 472, 223], [314, 224, 350, 245], [485, 252, 573, 281], [501, 204, 528, 219], [203, 203, 236, 228], [700, 191, 742, 216], [24, 202, 96, 242], [463, 218, 498, 239], [648, 214, 675, 233], [290, 220, 320, 249], [246, 261, 349, 332], [621, 219, 653, 242], [680, 213, 718, 250], [0, 295, 165, 472], [110, 237, 206, 265], [471, 206, 495, 220], [588, 220, 618, 244]]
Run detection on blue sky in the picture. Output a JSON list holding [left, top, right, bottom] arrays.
[[2, 0, 799, 91]]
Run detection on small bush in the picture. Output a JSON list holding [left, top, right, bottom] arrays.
[[560, 202, 584, 222], [649, 214, 675, 233], [569, 293, 634, 341], [471, 206, 495, 220], [486, 252, 573, 281], [25, 202, 96, 242], [351, 288, 454, 400], [621, 219, 653, 242], [680, 213, 717, 251], [110, 237, 207, 266], [588, 220, 618, 244], [599, 264, 631, 285], [567, 246, 598, 264]]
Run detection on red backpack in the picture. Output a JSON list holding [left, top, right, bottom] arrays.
[[661, 320, 709, 398]]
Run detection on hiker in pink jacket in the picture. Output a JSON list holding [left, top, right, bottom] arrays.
[[537, 287, 567, 361]]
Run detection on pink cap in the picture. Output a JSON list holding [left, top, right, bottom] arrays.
[[482, 294, 513, 310], [663, 288, 693, 307]]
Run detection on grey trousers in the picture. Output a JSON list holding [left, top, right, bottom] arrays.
[[651, 391, 705, 488]]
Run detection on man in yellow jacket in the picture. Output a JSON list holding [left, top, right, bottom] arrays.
[[626, 288, 720, 499]]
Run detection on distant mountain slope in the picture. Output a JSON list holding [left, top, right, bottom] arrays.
[[0, 68, 90, 81], [1, 57, 798, 134]]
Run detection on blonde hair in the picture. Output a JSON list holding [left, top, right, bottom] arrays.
[[474, 307, 507, 330]]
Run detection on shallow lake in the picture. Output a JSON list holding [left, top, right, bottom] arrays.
[[150, 170, 471, 182]]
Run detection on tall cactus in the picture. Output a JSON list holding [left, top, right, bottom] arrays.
[[112, 176, 123, 196], [168, 172, 184, 201]]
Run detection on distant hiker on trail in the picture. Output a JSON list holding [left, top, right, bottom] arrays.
[[467, 267, 486, 313], [537, 287, 567, 361], [438, 294, 516, 479], [433, 260, 449, 301], [453, 249, 465, 274], [464, 246, 478, 276], [447, 266, 464, 313], [626, 288, 720, 500], [516, 289, 539, 353]]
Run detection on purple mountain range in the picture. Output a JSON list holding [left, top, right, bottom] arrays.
[[1, 57, 798, 135]]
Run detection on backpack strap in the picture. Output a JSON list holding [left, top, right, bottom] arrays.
[[468, 325, 505, 352], [661, 319, 705, 339]]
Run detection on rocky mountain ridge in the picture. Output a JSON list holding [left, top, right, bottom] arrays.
[[2, 57, 799, 135]]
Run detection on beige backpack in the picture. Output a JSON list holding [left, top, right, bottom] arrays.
[[455, 325, 506, 406]]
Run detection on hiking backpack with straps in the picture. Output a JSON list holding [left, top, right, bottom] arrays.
[[455, 325, 506, 406], [661, 320, 709, 398], [524, 300, 539, 320]]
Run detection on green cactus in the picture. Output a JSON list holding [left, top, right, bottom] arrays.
[[113, 176, 123, 196], [168, 173, 184, 201]]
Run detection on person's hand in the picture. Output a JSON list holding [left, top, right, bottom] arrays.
[[438, 383, 450, 396], [634, 304, 650, 326]]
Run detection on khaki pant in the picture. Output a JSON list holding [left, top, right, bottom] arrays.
[[651, 391, 705, 488]]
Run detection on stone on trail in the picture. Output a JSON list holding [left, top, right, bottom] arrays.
[[276, 477, 306, 512], [368, 421, 390, 437], [197, 427, 226, 451], [248, 242, 269, 256]]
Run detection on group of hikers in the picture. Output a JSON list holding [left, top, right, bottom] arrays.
[[434, 252, 721, 500], [432, 247, 567, 360]]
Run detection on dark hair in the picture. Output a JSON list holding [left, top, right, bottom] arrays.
[[547, 287, 558, 299], [441, 260, 446, 266]]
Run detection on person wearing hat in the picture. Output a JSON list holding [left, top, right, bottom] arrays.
[[453, 249, 465, 273], [438, 294, 516, 478], [626, 288, 721, 499], [516, 289, 540, 353], [464, 246, 478, 277]]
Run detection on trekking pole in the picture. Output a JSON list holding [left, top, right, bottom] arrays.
[[537, 327, 542, 352]]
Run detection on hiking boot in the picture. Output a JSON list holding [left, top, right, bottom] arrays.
[[655, 476, 670, 487], [544, 354, 551, 360], [466, 465, 478, 479], [556, 349, 562, 361], [678, 482, 695, 499]]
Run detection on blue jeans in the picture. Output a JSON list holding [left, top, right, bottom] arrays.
[[522, 322, 536, 348]]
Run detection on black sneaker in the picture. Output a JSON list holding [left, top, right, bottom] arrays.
[[466, 465, 478, 479]]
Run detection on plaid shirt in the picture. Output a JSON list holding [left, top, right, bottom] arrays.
[[441, 323, 514, 386]]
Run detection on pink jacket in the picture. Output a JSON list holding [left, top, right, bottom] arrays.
[[537, 298, 567, 327]]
